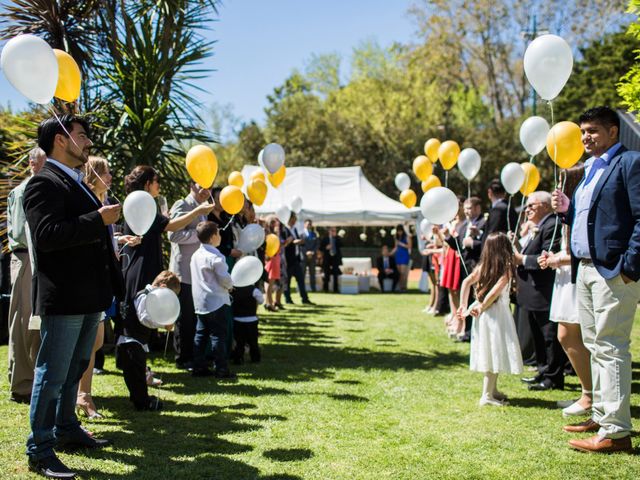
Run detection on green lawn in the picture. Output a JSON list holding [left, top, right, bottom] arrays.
[[1, 290, 639, 479]]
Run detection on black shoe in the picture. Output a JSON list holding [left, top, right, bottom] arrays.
[[192, 368, 215, 377], [285, 299, 295, 305], [10, 393, 31, 404], [214, 370, 237, 380], [56, 430, 111, 451], [135, 396, 164, 411], [302, 299, 314, 305], [275, 303, 285, 310], [29, 454, 76, 479], [521, 375, 542, 385], [528, 380, 563, 391], [175, 360, 194, 371]]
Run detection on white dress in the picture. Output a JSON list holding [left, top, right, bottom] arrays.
[[549, 237, 578, 324], [470, 288, 523, 374]]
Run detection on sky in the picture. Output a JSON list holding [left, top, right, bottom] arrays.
[[0, 0, 417, 134]]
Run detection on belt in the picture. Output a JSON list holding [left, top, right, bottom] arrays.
[[579, 258, 593, 265]]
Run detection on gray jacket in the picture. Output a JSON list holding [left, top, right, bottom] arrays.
[[168, 193, 207, 284]]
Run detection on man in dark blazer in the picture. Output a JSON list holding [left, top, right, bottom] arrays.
[[553, 106, 640, 454], [320, 227, 342, 293], [481, 179, 518, 245], [282, 213, 312, 304], [376, 245, 399, 292], [514, 192, 565, 392], [23, 115, 123, 478]]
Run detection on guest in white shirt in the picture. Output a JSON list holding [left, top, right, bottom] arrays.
[[190, 221, 235, 379]]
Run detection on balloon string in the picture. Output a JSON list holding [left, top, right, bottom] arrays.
[[49, 106, 121, 204], [511, 155, 534, 247], [549, 100, 557, 190], [445, 170, 449, 188], [548, 171, 567, 255], [453, 235, 469, 277], [221, 214, 235, 231], [467, 180, 471, 200], [507, 195, 512, 234]]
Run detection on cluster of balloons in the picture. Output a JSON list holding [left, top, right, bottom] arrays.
[[1, 34, 82, 104]]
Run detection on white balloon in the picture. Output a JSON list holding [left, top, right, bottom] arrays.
[[419, 218, 432, 236], [457, 148, 482, 181], [524, 34, 573, 101], [262, 143, 285, 174], [123, 191, 157, 235], [231, 255, 264, 287], [237, 223, 265, 254], [257, 149, 265, 168], [1, 34, 58, 104], [501, 163, 526, 195], [394, 172, 411, 191], [338, 229, 346, 238], [420, 187, 458, 225], [519, 116, 550, 156], [290, 195, 303, 214], [276, 204, 291, 225], [145, 287, 180, 326], [359, 233, 367, 241], [379, 229, 387, 238]]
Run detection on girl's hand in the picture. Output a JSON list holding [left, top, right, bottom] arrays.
[[121, 235, 142, 247], [469, 303, 483, 317], [456, 306, 466, 321]]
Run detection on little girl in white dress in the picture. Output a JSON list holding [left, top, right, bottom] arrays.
[[458, 232, 523, 406]]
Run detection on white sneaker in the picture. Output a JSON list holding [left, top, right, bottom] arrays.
[[562, 401, 591, 417], [479, 395, 506, 407]]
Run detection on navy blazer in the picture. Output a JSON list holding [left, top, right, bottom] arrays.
[[566, 146, 640, 282]]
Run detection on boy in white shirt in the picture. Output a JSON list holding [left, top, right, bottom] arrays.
[[190, 221, 235, 379]]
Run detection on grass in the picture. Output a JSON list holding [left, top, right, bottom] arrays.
[[1, 288, 640, 479]]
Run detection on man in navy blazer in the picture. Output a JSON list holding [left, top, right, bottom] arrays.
[[553, 106, 640, 454], [23, 116, 123, 478]]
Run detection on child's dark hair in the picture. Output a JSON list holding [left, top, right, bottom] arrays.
[[152, 270, 181, 293], [196, 220, 219, 243], [475, 232, 515, 302]]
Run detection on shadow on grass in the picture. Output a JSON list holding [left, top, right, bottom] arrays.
[[77, 401, 300, 480], [263, 448, 314, 462]]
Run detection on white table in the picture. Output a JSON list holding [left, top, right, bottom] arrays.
[[341, 257, 372, 276]]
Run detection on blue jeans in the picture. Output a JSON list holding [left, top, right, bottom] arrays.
[[26, 313, 101, 460], [194, 305, 229, 373]]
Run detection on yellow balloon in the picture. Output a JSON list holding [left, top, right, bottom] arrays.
[[546, 121, 585, 169], [220, 185, 244, 215], [228, 171, 244, 188], [268, 165, 286, 188], [438, 140, 460, 170], [424, 138, 441, 163], [53, 49, 81, 102], [520, 162, 540, 196], [265, 233, 280, 257], [421, 175, 441, 193], [413, 155, 433, 181], [250, 170, 266, 182], [186, 145, 218, 188], [247, 178, 268, 206], [400, 189, 417, 208]]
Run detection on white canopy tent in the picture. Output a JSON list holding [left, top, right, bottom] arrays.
[[241, 165, 421, 226]]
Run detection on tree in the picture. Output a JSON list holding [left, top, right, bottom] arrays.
[[619, 0, 640, 118]]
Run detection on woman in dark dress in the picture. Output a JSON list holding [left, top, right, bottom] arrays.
[[121, 166, 214, 309]]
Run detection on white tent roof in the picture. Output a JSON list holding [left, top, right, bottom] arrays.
[[241, 165, 421, 226]]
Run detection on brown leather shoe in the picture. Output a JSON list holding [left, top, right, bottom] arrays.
[[569, 435, 632, 454], [563, 418, 600, 433]]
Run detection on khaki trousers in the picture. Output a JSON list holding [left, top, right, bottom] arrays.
[[576, 262, 640, 438], [7, 252, 40, 397]]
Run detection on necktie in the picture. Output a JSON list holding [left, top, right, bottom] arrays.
[[383, 257, 389, 269], [330, 237, 336, 256], [584, 157, 607, 186]]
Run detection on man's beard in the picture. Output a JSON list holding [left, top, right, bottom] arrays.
[[66, 144, 88, 165]]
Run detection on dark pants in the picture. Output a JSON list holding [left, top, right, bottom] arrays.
[[378, 270, 399, 292], [194, 305, 230, 373], [285, 260, 309, 302], [174, 283, 196, 365], [303, 254, 317, 291], [116, 342, 149, 410], [323, 261, 341, 293], [232, 320, 260, 363], [523, 308, 566, 386], [515, 306, 536, 365]]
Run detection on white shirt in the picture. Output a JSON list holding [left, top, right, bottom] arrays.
[[190, 243, 233, 314], [116, 285, 165, 351]]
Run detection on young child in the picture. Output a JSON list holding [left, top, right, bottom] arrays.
[[190, 221, 236, 379], [457, 232, 523, 406], [231, 284, 264, 364], [116, 270, 180, 411]]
